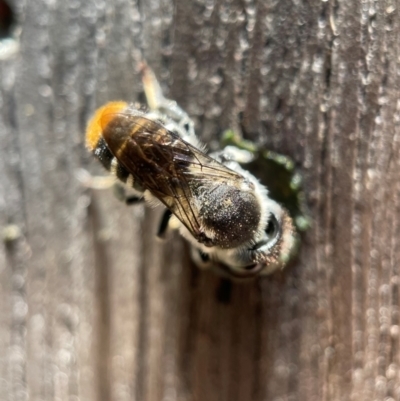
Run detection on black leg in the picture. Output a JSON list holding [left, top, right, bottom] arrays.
[[125, 196, 144, 205], [112, 183, 144, 205], [157, 209, 172, 238], [216, 279, 232, 304]]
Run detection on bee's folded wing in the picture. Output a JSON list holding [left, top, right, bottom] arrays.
[[104, 113, 244, 244]]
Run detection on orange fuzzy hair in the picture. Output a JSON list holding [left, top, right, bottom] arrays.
[[85, 101, 128, 151]]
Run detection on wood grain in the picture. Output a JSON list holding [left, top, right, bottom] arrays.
[[1, 0, 400, 400]]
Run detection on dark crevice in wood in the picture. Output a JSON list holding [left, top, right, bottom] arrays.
[[4, 234, 28, 394], [3, 89, 27, 227], [88, 197, 111, 401], [134, 208, 152, 401], [241, 0, 266, 140], [249, 281, 264, 401], [0, 0, 14, 39], [177, 254, 199, 397]]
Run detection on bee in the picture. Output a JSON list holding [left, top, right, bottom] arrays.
[[85, 63, 295, 278]]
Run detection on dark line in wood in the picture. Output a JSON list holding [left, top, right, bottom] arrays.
[[4, 89, 28, 227], [88, 197, 111, 401], [177, 247, 199, 395], [135, 207, 152, 401], [250, 281, 264, 401]]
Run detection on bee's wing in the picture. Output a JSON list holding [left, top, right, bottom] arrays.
[[103, 112, 244, 243]]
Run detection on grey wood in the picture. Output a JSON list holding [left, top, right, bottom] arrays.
[[1, 0, 399, 400]]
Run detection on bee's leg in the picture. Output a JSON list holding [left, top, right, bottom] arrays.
[[125, 196, 144, 205], [112, 182, 129, 202], [76, 168, 115, 190], [216, 279, 233, 304], [209, 146, 255, 165], [157, 209, 172, 239], [140, 62, 195, 140], [77, 169, 144, 205], [112, 182, 144, 205]]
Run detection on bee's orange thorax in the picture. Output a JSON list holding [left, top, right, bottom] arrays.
[[85, 101, 128, 151]]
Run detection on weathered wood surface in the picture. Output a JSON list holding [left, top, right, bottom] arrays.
[[1, 0, 400, 400]]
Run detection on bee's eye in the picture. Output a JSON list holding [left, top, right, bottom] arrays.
[[250, 214, 280, 251], [265, 214, 280, 238]]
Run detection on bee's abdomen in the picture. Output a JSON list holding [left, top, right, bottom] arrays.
[[198, 184, 261, 248]]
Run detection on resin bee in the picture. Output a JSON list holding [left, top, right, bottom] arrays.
[[85, 64, 295, 278]]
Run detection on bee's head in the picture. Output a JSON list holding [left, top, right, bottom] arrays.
[[239, 207, 296, 276]]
